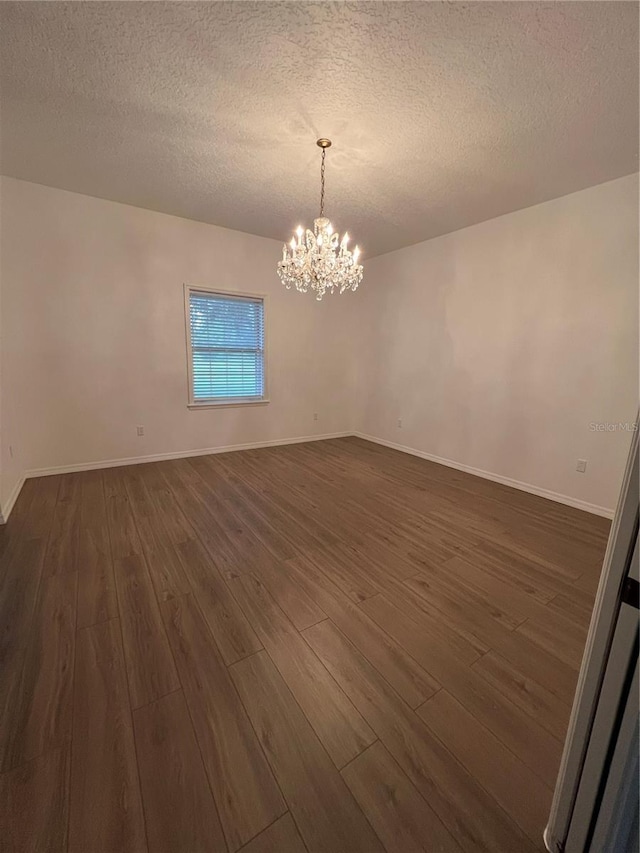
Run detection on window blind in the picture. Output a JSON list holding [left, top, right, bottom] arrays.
[[188, 290, 265, 402]]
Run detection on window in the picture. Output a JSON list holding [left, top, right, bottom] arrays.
[[185, 287, 267, 407]]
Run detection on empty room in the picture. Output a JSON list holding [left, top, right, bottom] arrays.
[[1, 2, 638, 852]]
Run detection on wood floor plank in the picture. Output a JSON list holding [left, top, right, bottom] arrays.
[[499, 516, 600, 580], [172, 457, 286, 578], [1, 475, 60, 547], [358, 591, 563, 783], [220, 457, 343, 558], [304, 619, 538, 853], [456, 549, 557, 603], [473, 650, 572, 740], [253, 556, 327, 631], [76, 524, 118, 629], [404, 572, 521, 647], [0, 649, 28, 774], [573, 566, 603, 596], [237, 813, 306, 853], [0, 476, 61, 576], [461, 538, 581, 602], [222, 484, 302, 560], [144, 543, 192, 603], [488, 626, 580, 706], [284, 556, 440, 708], [133, 689, 227, 853], [162, 594, 286, 851], [546, 590, 595, 628], [140, 463, 198, 547], [0, 745, 70, 853], [517, 610, 588, 670], [354, 526, 455, 581], [175, 539, 262, 665], [158, 459, 252, 578], [4, 571, 77, 768], [341, 740, 463, 853], [417, 689, 552, 845], [544, 502, 611, 539], [41, 474, 82, 577], [185, 455, 242, 502], [114, 553, 180, 709], [230, 649, 385, 853], [213, 457, 319, 557], [229, 573, 375, 767], [124, 465, 194, 554], [76, 468, 108, 522], [446, 666, 564, 786], [103, 467, 143, 559], [300, 542, 382, 603], [360, 592, 480, 678], [69, 619, 147, 853], [373, 582, 489, 661], [0, 537, 48, 685], [437, 554, 549, 622], [194, 453, 264, 501], [0, 533, 51, 770]]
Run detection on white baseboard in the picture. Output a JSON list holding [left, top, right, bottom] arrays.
[[0, 474, 26, 524], [0, 432, 351, 523], [23, 431, 352, 480], [353, 432, 615, 519], [1, 429, 614, 522]]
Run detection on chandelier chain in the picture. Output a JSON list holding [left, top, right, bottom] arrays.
[[320, 148, 326, 218]]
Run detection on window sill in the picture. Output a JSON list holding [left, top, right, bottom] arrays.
[[188, 399, 270, 410]]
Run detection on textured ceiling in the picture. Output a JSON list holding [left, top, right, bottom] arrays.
[[1, 1, 638, 257]]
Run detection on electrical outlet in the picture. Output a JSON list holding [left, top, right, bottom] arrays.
[[576, 459, 587, 473], [313, 413, 318, 422], [397, 419, 403, 429], [137, 425, 145, 437]]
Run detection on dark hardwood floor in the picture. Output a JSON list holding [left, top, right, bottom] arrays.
[[0, 437, 611, 852]]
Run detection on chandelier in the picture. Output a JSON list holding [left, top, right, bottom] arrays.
[[277, 138, 363, 301]]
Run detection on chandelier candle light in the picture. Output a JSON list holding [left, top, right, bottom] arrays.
[[277, 138, 363, 301]]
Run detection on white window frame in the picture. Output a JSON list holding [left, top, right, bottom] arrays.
[[184, 284, 269, 409]]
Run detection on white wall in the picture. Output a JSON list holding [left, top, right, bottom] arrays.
[[0, 177, 359, 512], [356, 174, 638, 515], [1, 174, 637, 519]]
